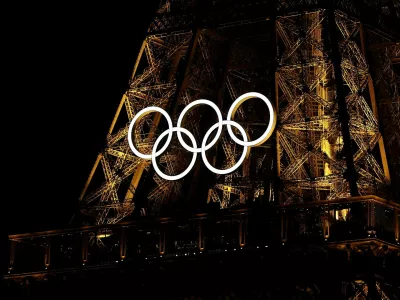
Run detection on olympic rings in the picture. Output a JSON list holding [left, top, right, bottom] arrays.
[[127, 92, 276, 180]]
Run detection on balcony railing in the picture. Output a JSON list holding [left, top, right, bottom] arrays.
[[6, 195, 399, 277]]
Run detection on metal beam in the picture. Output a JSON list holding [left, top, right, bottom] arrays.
[[327, 7, 359, 196], [359, 23, 391, 181]]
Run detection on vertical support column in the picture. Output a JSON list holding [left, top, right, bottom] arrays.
[[82, 231, 88, 266], [239, 214, 247, 247], [367, 201, 376, 234], [323, 215, 330, 240], [120, 227, 127, 261], [159, 227, 166, 255], [198, 218, 205, 251], [327, 7, 359, 196], [281, 211, 288, 243], [44, 237, 51, 269], [394, 210, 399, 243], [8, 240, 15, 273]]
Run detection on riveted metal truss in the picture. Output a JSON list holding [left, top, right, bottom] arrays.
[[335, 11, 390, 194], [364, 27, 400, 197], [79, 18, 276, 222], [79, 0, 398, 225], [276, 9, 391, 206], [204, 19, 276, 209], [342, 280, 393, 299], [80, 31, 193, 224]]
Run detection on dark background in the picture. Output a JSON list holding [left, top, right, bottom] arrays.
[[4, 2, 159, 234]]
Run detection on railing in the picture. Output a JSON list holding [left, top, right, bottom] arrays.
[[6, 196, 400, 276]]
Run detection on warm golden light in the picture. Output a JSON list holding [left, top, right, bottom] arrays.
[[330, 208, 350, 221], [97, 233, 112, 239]]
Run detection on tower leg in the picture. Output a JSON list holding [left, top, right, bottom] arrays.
[[327, 6, 359, 196]]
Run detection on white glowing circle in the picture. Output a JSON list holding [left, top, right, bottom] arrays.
[[201, 120, 248, 175], [227, 92, 276, 147], [152, 127, 197, 181], [177, 99, 223, 153], [128, 106, 173, 160]]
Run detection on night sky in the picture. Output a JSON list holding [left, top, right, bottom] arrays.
[[5, 2, 159, 234]]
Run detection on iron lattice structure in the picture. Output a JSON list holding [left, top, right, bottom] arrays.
[[79, 0, 399, 226], [276, 10, 390, 203]]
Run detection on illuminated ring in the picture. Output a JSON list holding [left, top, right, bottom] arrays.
[[127, 107, 173, 160], [226, 92, 277, 147], [201, 120, 249, 175], [152, 127, 197, 181], [177, 99, 223, 153]]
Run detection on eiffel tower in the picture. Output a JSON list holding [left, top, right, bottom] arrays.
[[78, 0, 281, 225], [5, 1, 400, 298], [78, 0, 399, 226]]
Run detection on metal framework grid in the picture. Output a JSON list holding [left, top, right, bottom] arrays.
[[78, 0, 399, 233]]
